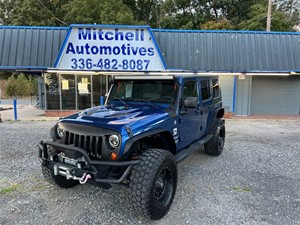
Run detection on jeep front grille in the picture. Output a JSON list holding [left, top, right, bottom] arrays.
[[63, 131, 102, 159]]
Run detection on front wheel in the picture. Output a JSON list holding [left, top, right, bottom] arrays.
[[129, 149, 178, 220]]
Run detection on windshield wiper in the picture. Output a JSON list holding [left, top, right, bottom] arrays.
[[111, 98, 129, 107], [120, 98, 158, 108], [137, 99, 158, 109]]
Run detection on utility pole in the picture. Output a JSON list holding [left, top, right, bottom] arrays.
[[266, 0, 272, 31]]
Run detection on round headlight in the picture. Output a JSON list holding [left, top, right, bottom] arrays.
[[56, 126, 64, 138], [108, 135, 120, 148]]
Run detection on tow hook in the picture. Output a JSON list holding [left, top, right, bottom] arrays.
[[78, 173, 91, 184], [69, 172, 92, 184]]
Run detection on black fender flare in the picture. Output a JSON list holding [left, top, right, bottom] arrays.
[[207, 107, 225, 133], [216, 108, 225, 119], [122, 129, 170, 155]]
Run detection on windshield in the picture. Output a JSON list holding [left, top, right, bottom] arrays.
[[107, 80, 177, 107]]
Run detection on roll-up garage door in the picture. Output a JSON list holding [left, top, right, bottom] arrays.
[[251, 76, 300, 115]]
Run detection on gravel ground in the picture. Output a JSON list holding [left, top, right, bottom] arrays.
[[0, 119, 299, 225]]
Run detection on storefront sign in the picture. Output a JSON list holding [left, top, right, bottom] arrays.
[[54, 25, 166, 71]]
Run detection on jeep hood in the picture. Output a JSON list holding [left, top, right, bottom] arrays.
[[59, 105, 171, 135]]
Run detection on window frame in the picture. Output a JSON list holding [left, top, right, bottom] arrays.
[[212, 78, 220, 99], [200, 79, 212, 102]]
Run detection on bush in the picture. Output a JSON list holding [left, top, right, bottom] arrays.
[[6, 75, 17, 97], [5, 73, 38, 97], [16, 74, 29, 96]]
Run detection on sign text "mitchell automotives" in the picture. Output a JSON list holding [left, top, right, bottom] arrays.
[[65, 28, 155, 56]]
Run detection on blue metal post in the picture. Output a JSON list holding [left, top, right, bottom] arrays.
[[232, 76, 237, 113], [13, 99, 18, 121], [100, 96, 104, 105]]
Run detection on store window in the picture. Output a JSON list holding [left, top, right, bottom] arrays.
[[61, 74, 76, 110], [45, 74, 111, 111], [92, 75, 107, 106], [45, 74, 59, 110], [77, 75, 91, 110]]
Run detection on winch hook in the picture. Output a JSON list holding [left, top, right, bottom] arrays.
[[79, 173, 91, 184]]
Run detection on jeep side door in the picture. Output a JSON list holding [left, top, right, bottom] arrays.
[[177, 79, 202, 150], [198, 79, 213, 137]]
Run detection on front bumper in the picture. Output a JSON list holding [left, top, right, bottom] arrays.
[[38, 141, 139, 187]]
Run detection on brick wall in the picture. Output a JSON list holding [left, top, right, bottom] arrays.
[[45, 110, 78, 117]]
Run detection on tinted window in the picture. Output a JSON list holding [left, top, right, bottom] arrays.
[[183, 80, 198, 98], [45, 73, 60, 110], [108, 80, 176, 104], [92, 75, 107, 107], [61, 74, 76, 110], [212, 79, 220, 98], [201, 80, 211, 100], [77, 75, 92, 110]]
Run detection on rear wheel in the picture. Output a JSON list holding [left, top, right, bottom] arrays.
[[204, 119, 225, 156], [129, 149, 177, 220]]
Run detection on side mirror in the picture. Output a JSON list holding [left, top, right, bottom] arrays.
[[184, 97, 198, 108]]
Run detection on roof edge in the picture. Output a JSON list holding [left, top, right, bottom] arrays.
[[152, 28, 300, 35], [0, 25, 68, 30]]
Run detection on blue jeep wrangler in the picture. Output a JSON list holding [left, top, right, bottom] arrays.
[[38, 74, 225, 220]]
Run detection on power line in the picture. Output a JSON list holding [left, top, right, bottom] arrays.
[[37, 0, 69, 26]]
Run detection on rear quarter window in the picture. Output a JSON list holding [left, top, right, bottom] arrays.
[[212, 79, 220, 98], [201, 80, 211, 100]]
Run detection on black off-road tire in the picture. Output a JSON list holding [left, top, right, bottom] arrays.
[[41, 146, 79, 188], [129, 149, 178, 220], [204, 119, 225, 156]]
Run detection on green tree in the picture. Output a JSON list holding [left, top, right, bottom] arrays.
[[6, 75, 17, 96], [1, 0, 298, 32], [10, 0, 69, 26], [274, 0, 300, 27], [0, 72, 13, 79], [202, 20, 234, 30], [5, 73, 37, 97], [212, 0, 266, 26], [0, 0, 18, 25], [63, 0, 136, 25], [15, 74, 29, 96], [99, 0, 136, 24], [157, 0, 211, 29], [238, 3, 294, 31], [152, 0, 269, 30], [123, 0, 158, 26], [27, 75, 38, 95]]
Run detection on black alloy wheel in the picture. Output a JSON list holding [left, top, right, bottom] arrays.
[[129, 149, 178, 220]]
